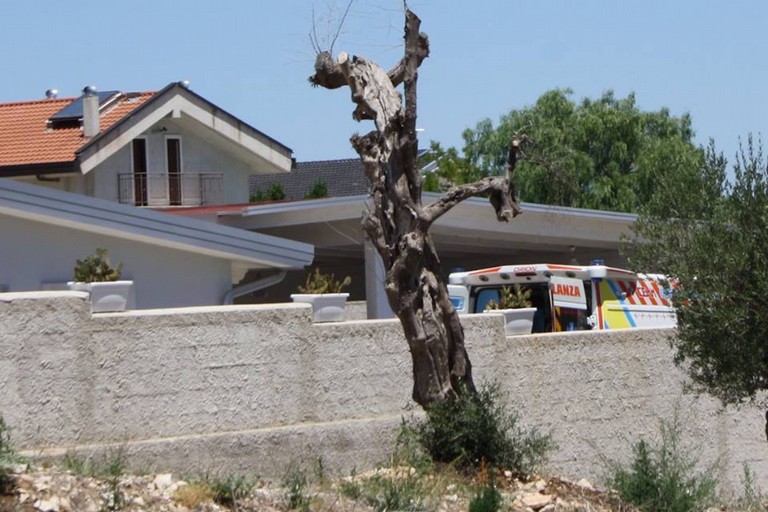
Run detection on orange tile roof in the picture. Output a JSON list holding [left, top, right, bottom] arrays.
[[0, 91, 155, 169]]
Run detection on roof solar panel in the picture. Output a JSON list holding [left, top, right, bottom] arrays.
[[49, 90, 122, 123]]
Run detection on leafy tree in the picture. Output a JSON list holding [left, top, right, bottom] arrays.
[[419, 141, 484, 193], [456, 89, 702, 212], [629, 136, 768, 404]]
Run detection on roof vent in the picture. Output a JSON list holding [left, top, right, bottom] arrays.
[[45, 89, 58, 99], [179, 80, 190, 89]]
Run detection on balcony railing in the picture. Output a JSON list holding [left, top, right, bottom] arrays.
[[118, 172, 224, 207]]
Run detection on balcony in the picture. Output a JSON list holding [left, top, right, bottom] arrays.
[[118, 172, 224, 207]]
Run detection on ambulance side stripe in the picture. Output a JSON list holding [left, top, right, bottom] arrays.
[[607, 280, 637, 328]]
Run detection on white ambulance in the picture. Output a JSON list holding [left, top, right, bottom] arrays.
[[447, 262, 676, 333]]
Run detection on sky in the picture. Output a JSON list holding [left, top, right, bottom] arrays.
[[2, 1, 767, 165]]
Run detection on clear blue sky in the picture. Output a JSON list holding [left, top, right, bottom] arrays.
[[2, 1, 766, 164]]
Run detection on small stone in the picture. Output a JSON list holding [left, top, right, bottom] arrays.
[[58, 497, 72, 512], [132, 496, 145, 507], [576, 478, 594, 490], [34, 496, 61, 512], [9, 463, 28, 474], [153, 473, 173, 491], [521, 492, 553, 511], [504, 470, 513, 479]]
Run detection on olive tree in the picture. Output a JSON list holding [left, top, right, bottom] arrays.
[[309, 7, 525, 407], [630, 136, 768, 405]]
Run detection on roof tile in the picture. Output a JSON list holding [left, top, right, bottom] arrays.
[[0, 92, 154, 169]]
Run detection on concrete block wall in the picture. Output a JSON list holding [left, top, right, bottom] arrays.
[[1, 291, 765, 493]]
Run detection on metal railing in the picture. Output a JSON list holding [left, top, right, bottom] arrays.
[[118, 172, 224, 207]]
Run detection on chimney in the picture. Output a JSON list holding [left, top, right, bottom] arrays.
[[82, 85, 99, 137]]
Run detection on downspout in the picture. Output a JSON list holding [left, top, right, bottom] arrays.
[[223, 270, 287, 305]]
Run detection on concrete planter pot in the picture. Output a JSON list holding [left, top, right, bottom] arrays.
[[485, 307, 536, 335], [68, 281, 135, 313], [291, 293, 349, 323]]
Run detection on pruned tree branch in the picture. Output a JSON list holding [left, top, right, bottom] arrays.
[[308, 24, 428, 90], [424, 135, 527, 225]]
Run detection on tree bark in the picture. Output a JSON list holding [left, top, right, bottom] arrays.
[[310, 9, 523, 407]]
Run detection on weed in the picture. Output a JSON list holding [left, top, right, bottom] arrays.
[[208, 473, 255, 507], [409, 381, 552, 475], [0, 415, 21, 494], [468, 482, 503, 512], [603, 414, 718, 512], [732, 463, 767, 511], [345, 470, 427, 512], [173, 483, 214, 509], [283, 464, 312, 511]]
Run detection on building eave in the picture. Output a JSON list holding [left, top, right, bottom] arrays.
[[0, 179, 314, 269], [75, 82, 294, 175]]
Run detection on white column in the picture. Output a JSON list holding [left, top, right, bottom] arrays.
[[364, 241, 394, 319]]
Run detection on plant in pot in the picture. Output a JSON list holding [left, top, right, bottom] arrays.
[[291, 267, 351, 322], [68, 248, 135, 312], [484, 284, 537, 335]]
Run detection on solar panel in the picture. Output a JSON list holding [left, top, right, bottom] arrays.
[[49, 90, 122, 123]]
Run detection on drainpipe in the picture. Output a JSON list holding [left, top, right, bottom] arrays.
[[223, 270, 287, 305]]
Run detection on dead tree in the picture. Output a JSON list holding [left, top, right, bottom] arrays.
[[310, 8, 524, 408]]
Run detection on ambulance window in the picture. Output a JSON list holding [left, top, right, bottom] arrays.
[[474, 288, 500, 313]]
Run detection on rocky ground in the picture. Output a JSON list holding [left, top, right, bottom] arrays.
[[0, 462, 641, 512]]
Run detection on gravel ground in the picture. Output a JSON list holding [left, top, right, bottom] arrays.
[[0, 462, 642, 512]]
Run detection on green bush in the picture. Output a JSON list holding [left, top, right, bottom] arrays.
[[604, 416, 718, 512], [73, 248, 122, 283], [208, 474, 255, 507], [305, 179, 328, 199], [409, 382, 552, 475], [468, 481, 503, 512], [250, 183, 287, 202], [0, 416, 13, 494]]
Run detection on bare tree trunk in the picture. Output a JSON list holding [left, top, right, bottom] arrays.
[[310, 9, 523, 407]]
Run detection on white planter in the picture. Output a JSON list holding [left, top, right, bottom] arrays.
[[68, 281, 135, 313], [485, 307, 537, 335], [291, 293, 349, 323]]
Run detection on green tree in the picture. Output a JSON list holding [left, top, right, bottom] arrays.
[[458, 89, 701, 212], [419, 141, 483, 193], [629, 136, 768, 404]]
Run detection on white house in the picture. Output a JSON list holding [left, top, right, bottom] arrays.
[[0, 178, 313, 310], [0, 82, 292, 207]]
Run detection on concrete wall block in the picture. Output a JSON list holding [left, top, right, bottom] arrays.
[[1, 292, 765, 491]]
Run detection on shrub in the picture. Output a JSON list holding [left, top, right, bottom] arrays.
[[409, 382, 552, 475], [250, 183, 286, 202], [468, 482, 503, 512], [305, 179, 329, 199], [297, 267, 351, 294], [208, 474, 255, 507], [0, 416, 16, 494], [604, 415, 718, 512], [73, 248, 122, 283]]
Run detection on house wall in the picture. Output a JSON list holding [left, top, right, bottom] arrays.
[[1, 293, 765, 494], [90, 121, 279, 205], [0, 214, 233, 309]]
